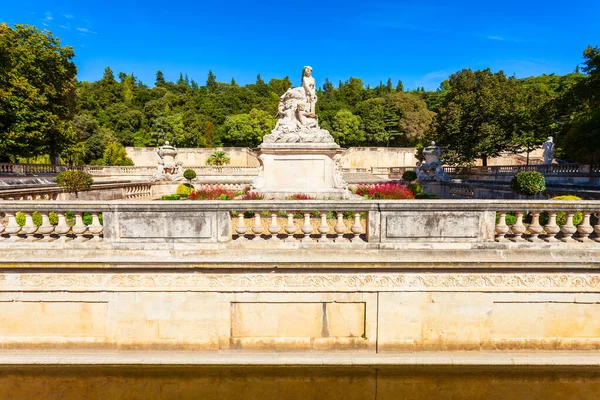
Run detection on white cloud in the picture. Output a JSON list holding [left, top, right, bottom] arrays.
[[63, 14, 75, 19], [76, 27, 97, 34], [487, 35, 504, 41], [44, 11, 53, 21], [59, 24, 70, 29]]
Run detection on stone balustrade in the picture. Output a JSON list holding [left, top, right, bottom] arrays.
[[1, 200, 600, 246], [0, 182, 152, 201]]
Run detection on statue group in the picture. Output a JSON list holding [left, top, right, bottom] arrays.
[[262, 66, 334, 144], [150, 141, 185, 182]]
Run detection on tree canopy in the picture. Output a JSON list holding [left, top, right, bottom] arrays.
[[0, 24, 77, 162], [1, 24, 598, 167]]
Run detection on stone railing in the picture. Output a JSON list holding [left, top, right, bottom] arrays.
[[1, 200, 600, 245], [0, 163, 68, 175], [444, 164, 599, 176], [0, 182, 152, 201]]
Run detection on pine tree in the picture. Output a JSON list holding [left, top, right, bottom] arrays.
[[207, 70, 218, 93], [155, 71, 166, 87], [396, 80, 404, 92], [230, 77, 238, 87], [386, 78, 394, 93]]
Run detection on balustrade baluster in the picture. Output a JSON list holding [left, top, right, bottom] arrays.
[[285, 213, 297, 241], [318, 212, 329, 242], [527, 212, 543, 241], [560, 211, 577, 242], [301, 212, 313, 241], [88, 212, 103, 239], [71, 212, 88, 239], [594, 212, 600, 242], [251, 212, 264, 237], [37, 212, 55, 239], [351, 212, 363, 242], [268, 213, 281, 239], [510, 212, 526, 241], [3, 212, 20, 239], [54, 212, 70, 240], [543, 212, 560, 241], [577, 212, 593, 242], [495, 212, 509, 241], [334, 212, 345, 242], [235, 212, 247, 236], [20, 212, 37, 239]]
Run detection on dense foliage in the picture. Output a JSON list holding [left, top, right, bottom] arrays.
[[510, 171, 546, 197], [55, 170, 93, 198], [0, 24, 77, 162], [1, 24, 598, 167]]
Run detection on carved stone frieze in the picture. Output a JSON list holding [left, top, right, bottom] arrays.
[[1, 272, 600, 292]]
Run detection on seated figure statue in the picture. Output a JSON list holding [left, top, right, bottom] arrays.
[[262, 66, 334, 144], [415, 141, 450, 181]]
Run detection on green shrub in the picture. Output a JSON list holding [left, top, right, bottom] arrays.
[[176, 183, 194, 195], [540, 195, 583, 226], [183, 169, 197, 181], [161, 194, 181, 200], [402, 170, 418, 182], [415, 193, 437, 199], [409, 182, 423, 195], [55, 170, 93, 198], [510, 171, 546, 197], [16, 211, 59, 226]]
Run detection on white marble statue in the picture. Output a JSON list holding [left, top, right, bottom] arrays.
[[151, 141, 185, 182], [415, 141, 450, 182], [262, 66, 334, 144], [543, 136, 554, 164]]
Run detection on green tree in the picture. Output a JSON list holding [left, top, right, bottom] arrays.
[[431, 68, 524, 165], [206, 70, 218, 93], [218, 108, 275, 147], [55, 170, 93, 198], [155, 71, 166, 87], [396, 80, 404, 92], [0, 24, 77, 162], [101, 142, 134, 166], [206, 150, 230, 166], [328, 109, 365, 146]]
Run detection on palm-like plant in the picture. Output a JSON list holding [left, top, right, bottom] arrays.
[[206, 151, 230, 166]]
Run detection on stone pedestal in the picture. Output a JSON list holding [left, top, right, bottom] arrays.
[[251, 143, 350, 199]]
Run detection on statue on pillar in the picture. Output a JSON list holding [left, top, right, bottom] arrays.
[[542, 136, 554, 164], [151, 141, 185, 182], [415, 141, 450, 181]]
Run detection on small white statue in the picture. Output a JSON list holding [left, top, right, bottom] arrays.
[[543, 136, 554, 164]]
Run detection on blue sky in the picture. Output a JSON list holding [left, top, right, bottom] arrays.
[[4, 0, 599, 90]]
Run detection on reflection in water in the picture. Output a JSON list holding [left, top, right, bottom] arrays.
[[1, 366, 600, 400]]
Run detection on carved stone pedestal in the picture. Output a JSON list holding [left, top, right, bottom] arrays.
[[251, 143, 350, 199]]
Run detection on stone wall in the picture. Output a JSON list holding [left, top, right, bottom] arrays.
[[125, 146, 545, 169], [126, 147, 260, 167]]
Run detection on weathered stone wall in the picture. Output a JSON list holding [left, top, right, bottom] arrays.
[[125, 147, 260, 167]]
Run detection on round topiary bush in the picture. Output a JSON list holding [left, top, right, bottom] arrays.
[[540, 195, 583, 226], [510, 171, 546, 197], [402, 170, 417, 182], [183, 169, 197, 181], [176, 183, 194, 195]]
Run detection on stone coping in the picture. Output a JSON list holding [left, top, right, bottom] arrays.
[[2, 199, 600, 212], [1, 350, 600, 366], [0, 248, 598, 269]]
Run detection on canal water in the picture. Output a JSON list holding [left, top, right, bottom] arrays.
[[2, 366, 600, 399]]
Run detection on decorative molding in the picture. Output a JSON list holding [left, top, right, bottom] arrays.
[[2, 272, 600, 292]]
